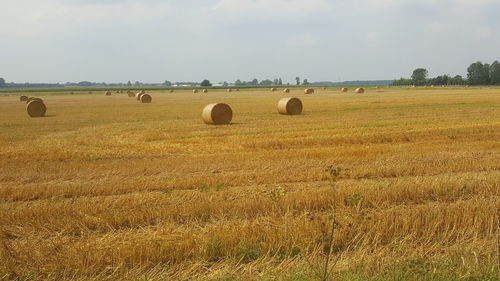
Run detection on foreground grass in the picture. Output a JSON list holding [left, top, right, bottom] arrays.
[[0, 87, 499, 280]]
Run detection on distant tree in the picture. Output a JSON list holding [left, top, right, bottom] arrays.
[[251, 78, 258, 85], [127, 80, 132, 86], [411, 68, 428, 86], [489, 61, 500, 85], [235, 79, 242, 86], [200, 79, 212, 87], [278, 78, 283, 85], [295, 77, 300, 86], [392, 78, 412, 86], [273, 78, 279, 85], [260, 79, 273, 85], [134, 81, 141, 86], [77, 81, 92, 87], [449, 75, 466, 85], [0, 77, 5, 88], [467, 62, 490, 85], [430, 75, 449, 86], [303, 79, 309, 85], [222, 81, 228, 87], [164, 80, 172, 86]]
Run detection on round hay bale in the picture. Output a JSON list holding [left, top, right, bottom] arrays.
[[26, 100, 46, 117], [202, 103, 232, 125], [278, 97, 303, 115], [271, 88, 277, 92], [355, 88, 365, 94], [236, 89, 239, 92], [128, 92, 135, 97], [304, 88, 314, 94], [227, 89, 232, 92], [323, 87, 327, 90], [170, 90, 174, 93], [203, 89, 208, 93], [341, 88, 348, 92], [20, 96, 28, 102], [193, 89, 199, 93], [283, 88, 290, 93], [140, 94, 152, 103], [105, 91, 112, 96], [26, 97, 43, 104], [135, 92, 143, 100]]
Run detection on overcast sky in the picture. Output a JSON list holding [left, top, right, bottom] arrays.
[[1, 0, 499, 84]]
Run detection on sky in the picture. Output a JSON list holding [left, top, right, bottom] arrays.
[[1, 0, 499, 84]]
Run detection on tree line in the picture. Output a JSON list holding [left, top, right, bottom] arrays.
[[393, 60, 500, 86]]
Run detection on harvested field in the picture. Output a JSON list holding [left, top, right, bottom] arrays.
[[0, 87, 499, 280]]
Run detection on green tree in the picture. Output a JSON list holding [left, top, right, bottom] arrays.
[[411, 68, 428, 86], [235, 79, 242, 86], [278, 78, 283, 85], [0, 77, 5, 88], [295, 77, 300, 86], [127, 80, 132, 86], [393, 78, 412, 86], [489, 61, 500, 85], [303, 79, 309, 85], [260, 79, 273, 85], [449, 75, 466, 85], [200, 80, 212, 87], [164, 80, 172, 86], [251, 78, 258, 85], [467, 62, 490, 85]]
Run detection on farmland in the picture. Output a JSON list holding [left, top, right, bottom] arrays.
[[0, 87, 499, 280]]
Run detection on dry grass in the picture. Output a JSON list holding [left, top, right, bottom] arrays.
[[0, 87, 499, 280]]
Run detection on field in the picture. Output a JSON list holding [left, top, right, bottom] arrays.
[[0, 87, 499, 281]]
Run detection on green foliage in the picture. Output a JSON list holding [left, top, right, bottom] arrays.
[[0, 78, 5, 88], [207, 237, 225, 262], [411, 68, 428, 86], [199, 184, 209, 192], [260, 79, 274, 85], [393, 60, 499, 86], [199, 184, 225, 192], [392, 78, 413, 86], [489, 60, 500, 85], [467, 61, 491, 85], [236, 242, 261, 263], [200, 80, 212, 87]]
